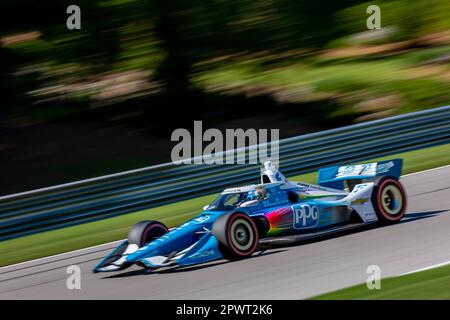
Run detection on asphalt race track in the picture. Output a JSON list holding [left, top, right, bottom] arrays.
[[1, 166, 449, 299]]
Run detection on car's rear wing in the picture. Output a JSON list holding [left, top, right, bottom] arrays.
[[318, 159, 403, 190]]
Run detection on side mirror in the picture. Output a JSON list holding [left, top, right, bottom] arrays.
[[203, 205, 209, 211]]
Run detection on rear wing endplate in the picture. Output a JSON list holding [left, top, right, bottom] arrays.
[[318, 159, 403, 190]]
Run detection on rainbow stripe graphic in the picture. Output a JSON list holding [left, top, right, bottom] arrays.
[[264, 207, 294, 235]]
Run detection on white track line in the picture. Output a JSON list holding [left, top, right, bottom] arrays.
[[401, 260, 450, 275], [1, 164, 449, 271], [402, 164, 450, 178]]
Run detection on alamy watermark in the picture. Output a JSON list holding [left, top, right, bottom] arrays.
[[66, 265, 81, 290], [171, 121, 279, 165], [367, 5, 381, 30], [64, 5, 380, 33], [366, 265, 381, 290], [66, 5, 81, 30]]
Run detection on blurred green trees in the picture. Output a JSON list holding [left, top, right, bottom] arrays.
[[1, 0, 450, 121], [2, 0, 450, 193]]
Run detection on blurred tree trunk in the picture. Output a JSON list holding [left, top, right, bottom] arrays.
[[152, 1, 193, 97]]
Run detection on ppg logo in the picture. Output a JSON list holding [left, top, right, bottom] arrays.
[[293, 204, 319, 229]]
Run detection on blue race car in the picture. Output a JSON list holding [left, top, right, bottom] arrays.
[[93, 160, 407, 273]]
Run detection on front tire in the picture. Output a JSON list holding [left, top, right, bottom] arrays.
[[212, 212, 258, 260], [372, 177, 407, 224], [128, 220, 169, 269], [128, 220, 169, 246]]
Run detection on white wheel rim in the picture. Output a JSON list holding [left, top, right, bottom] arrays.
[[381, 185, 403, 215], [230, 219, 254, 251]]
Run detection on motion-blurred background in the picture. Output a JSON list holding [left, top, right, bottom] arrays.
[[1, 0, 450, 195]]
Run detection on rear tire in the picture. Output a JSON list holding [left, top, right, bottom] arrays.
[[372, 177, 407, 224], [212, 212, 258, 261]]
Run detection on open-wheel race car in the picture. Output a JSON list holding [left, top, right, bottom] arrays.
[[93, 159, 407, 273]]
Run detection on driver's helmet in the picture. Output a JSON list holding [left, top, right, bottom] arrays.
[[255, 186, 268, 200], [246, 190, 257, 201]]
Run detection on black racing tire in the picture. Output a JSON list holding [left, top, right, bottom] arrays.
[[372, 177, 407, 224], [128, 220, 169, 247], [212, 212, 258, 261], [128, 220, 169, 269]]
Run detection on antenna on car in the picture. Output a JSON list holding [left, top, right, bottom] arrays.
[[260, 161, 287, 184]]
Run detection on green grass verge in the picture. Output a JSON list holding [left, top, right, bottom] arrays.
[[312, 263, 450, 299], [0, 143, 449, 267]]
